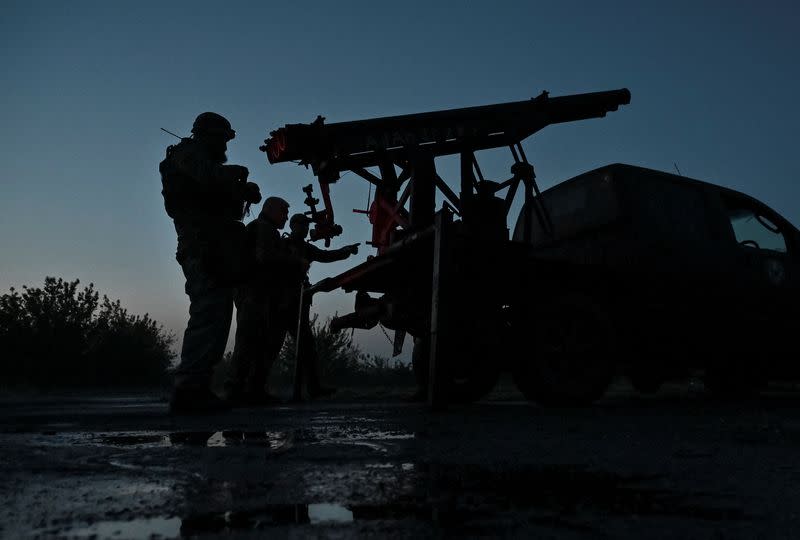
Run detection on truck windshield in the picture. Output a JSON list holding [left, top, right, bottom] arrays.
[[727, 207, 787, 253]]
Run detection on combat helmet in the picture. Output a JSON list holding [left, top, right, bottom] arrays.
[[191, 112, 235, 140], [290, 213, 311, 229]]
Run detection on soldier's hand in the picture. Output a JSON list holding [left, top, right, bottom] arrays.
[[347, 243, 360, 255], [242, 182, 262, 204]]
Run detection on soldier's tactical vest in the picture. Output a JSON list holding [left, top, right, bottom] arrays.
[[160, 139, 249, 285]]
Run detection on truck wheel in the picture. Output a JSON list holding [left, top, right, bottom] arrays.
[[512, 295, 614, 406], [412, 335, 500, 403]]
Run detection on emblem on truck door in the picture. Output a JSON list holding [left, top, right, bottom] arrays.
[[765, 258, 786, 286]]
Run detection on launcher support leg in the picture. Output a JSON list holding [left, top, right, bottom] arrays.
[[428, 209, 454, 409], [291, 283, 306, 403]]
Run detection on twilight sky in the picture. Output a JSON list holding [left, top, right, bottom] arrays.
[[1, 1, 798, 359]]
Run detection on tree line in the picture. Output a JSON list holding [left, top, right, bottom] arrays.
[[0, 277, 412, 390]]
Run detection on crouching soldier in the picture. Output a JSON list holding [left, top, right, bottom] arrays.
[[281, 213, 360, 398], [160, 112, 262, 414], [225, 197, 307, 406]]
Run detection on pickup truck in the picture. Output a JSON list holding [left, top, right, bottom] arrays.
[[507, 163, 800, 403]]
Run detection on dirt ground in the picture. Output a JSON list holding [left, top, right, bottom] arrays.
[[2, 379, 800, 539]]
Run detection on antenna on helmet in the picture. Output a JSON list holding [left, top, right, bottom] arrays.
[[161, 127, 185, 140]]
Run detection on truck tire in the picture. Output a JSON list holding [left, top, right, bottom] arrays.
[[512, 294, 614, 406], [412, 335, 500, 403]]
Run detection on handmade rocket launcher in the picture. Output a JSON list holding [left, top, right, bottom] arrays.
[[260, 88, 631, 407]]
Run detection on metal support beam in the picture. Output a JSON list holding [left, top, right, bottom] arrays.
[[429, 209, 454, 409], [352, 167, 382, 185], [409, 152, 437, 230], [434, 173, 461, 213], [292, 283, 307, 402], [460, 151, 477, 200]]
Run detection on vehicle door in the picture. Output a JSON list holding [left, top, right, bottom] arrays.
[[719, 193, 800, 355]]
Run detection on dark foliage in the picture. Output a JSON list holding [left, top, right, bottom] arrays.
[[0, 277, 175, 388], [279, 316, 413, 386], [212, 315, 413, 392]]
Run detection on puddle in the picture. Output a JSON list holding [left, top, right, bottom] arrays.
[[360, 430, 414, 440], [98, 433, 171, 447], [49, 463, 749, 538], [308, 503, 354, 524], [51, 517, 181, 538], [364, 462, 416, 471], [180, 504, 361, 533], [91, 430, 294, 450], [176, 464, 750, 535], [37, 426, 410, 451], [217, 430, 294, 451], [313, 439, 388, 453]]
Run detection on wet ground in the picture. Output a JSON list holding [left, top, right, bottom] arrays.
[[3, 381, 800, 538]]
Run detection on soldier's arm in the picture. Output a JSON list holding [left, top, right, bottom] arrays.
[[306, 243, 353, 263], [254, 224, 307, 274]]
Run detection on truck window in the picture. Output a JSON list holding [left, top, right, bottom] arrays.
[[726, 205, 787, 253]]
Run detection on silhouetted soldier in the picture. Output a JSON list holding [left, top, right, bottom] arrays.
[[226, 197, 307, 405], [160, 112, 262, 414], [280, 213, 359, 398]]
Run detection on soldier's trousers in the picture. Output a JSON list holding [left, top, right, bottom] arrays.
[[173, 255, 234, 390], [269, 303, 323, 392], [227, 293, 271, 396], [227, 296, 323, 396]]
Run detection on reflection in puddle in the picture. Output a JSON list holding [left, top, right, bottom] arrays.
[[164, 431, 293, 450], [181, 504, 359, 533], [308, 503, 354, 524], [360, 431, 414, 440], [54, 462, 750, 537], [206, 431, 226, 447], [364, 462, 416, 471], [56, 517, 181, 538], [45, 426, 410, 451], [76, 430, 295, 449], [314, 440, 388, 453], [219, 430, 294, 451], [98, 433, 171, 447]]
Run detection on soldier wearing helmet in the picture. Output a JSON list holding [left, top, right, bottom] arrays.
[[160, 111, 262, 414], [268, 213, 359, 399], [225, 198, 310, 406]]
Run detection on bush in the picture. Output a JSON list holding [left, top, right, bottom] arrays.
[[0, 277, 175, 388], [278, 315, 413, 387]]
